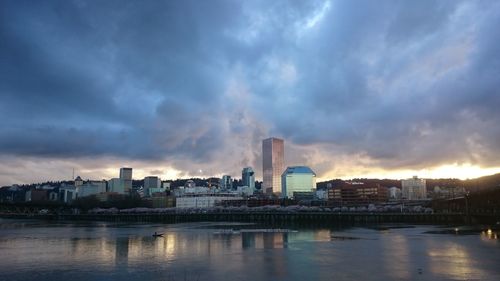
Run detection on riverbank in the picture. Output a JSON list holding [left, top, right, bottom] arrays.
[[2, 212, 499, 225]]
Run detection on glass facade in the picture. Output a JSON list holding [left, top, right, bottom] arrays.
[[241, 167, 255, 190], [262, 138, 284, 194], [281, 166, 316, 198]]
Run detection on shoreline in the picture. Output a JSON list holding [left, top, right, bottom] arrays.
[[1, 212, 498, 226]]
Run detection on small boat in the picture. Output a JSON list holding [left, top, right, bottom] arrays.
[[152, 232, 164, 237]]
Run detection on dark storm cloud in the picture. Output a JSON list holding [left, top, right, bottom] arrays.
[[1, 0, 499, 182]]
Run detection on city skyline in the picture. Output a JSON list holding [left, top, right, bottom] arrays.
[[1, 1, 500, 186]]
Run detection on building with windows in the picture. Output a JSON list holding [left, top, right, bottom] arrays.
[[77, 181, 106, 198], [176, 193, 243, 208], [108, 178, 125, 194], [220, 175, 232, 191], [327, 182, 389, 206], [401, 176, 427, 200], [262, 137, 284, 195], [144, 176, 162, 197], [120, 167, 133, 193], [242, 167, 255, 191], [281, 166, 316, 198]]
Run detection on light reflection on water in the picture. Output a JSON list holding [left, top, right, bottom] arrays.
[[0, 219, 499, 281]]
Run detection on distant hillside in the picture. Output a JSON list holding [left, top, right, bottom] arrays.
[[462, 173, 500, 192], [318, 173, 500, 193]]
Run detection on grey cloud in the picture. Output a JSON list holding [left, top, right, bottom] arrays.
[[0, 0, 499, 185]]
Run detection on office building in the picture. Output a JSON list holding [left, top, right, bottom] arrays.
[[401, 176, 427, 200], [262, 137, 284, 195], [120, 167, 133, 193], [281, 166, 316, 198], [220, 175, 232, 191], [144, 176, 161, 189], [176, 194, 243, 209], [108, 178, 125, 194], [241, 167, 255, 190], [327, 182, 389, 205], [77, 181, 106, 198], [144, 176, 162, 197]]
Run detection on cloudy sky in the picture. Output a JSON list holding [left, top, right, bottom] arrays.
[[1, 0, 500, 185]]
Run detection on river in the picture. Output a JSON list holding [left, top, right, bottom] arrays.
[[0, 219, 499, 281]]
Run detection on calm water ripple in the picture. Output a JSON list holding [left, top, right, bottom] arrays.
[[0, 219, 499, 281]]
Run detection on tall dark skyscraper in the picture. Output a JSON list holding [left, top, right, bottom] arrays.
[[262, 137, 284, 195]]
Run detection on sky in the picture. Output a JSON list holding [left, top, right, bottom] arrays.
[[1, 0, 500, 186]]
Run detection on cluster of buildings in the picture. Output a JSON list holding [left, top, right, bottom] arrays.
[[0, 137, 470, 209]]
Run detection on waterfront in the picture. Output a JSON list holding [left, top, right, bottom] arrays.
[[0, 219, 499, 281]]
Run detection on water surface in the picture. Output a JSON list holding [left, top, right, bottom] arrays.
[[0, 219, 498, 281]]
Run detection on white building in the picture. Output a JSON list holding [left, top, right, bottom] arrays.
[[401, 176, 427, 200], [388, 187, 402, 199], [176, 194, 243, 208], [59, 181, 106, 203], [77, 181, 106, 198], [281, 166, 316, 198]]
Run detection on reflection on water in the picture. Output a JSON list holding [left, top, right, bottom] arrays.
[[380, 233, 411, 279], [427, 241, 482, 280], [0, 219, 499, 281]]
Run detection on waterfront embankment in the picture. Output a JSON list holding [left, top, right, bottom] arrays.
[[1, 212, 498, 225]]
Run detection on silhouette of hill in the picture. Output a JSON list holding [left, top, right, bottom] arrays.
[[318, 173, 500, 193]]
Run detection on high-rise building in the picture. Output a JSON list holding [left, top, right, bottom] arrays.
[[220, 175, 232, 191], [281, 166, 316, 198], [241, 167, 255, 190], [144, 176, 162, 197], [401, 176, 427, 200], [262, 137, 285, 195], [119, 167, 132, 193]]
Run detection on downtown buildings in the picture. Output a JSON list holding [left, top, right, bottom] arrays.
[[401, 176, 427, 200], [262, 137, 285, 195]]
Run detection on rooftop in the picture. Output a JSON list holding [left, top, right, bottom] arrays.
[[282, 166, 316, 176]]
